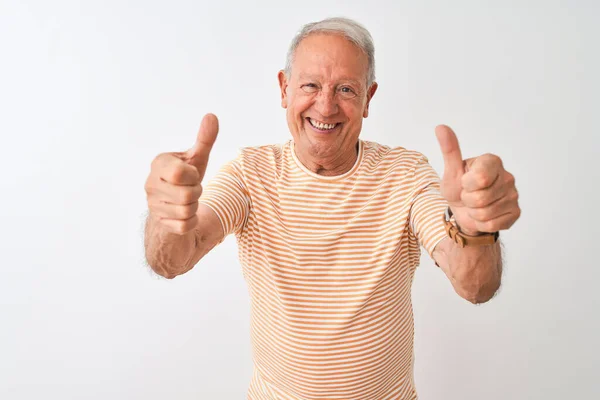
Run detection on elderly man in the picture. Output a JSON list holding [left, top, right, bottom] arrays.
[[144, 17, 520, 400]]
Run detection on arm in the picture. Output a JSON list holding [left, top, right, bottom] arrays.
[[432, 124, 520, 303], [146, 147, 251, 279], [143, 113, 224, 279], [432, 237, 502, 304], [144, 204, 224, 279]]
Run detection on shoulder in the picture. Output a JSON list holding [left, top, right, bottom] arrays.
[[239, 142, 284, 160], [361, 140, 429, 173], [233, 142, 286, 174]]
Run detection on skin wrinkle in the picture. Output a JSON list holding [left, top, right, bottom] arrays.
[[278, 32, 506, 304], [448, 240, 503, 304], [144, 212, 196, 278], [278, 33, 378, 177], [143, 21, 518, 311]]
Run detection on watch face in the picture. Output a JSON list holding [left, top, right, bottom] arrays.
[[444, 207, 452, 222]]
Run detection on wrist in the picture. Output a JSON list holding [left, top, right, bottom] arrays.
[[453, 220, 482, 237], [449, 207, 482, 236], [444, 207, 499, 248]]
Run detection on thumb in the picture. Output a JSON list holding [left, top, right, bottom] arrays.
[[435, 124, 465, 180], [186, 113, 219, 181]]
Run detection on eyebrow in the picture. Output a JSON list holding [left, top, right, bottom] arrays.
[[298, 74, 363, 86]]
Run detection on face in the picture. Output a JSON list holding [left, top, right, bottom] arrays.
[[278, 33, 378, 167]]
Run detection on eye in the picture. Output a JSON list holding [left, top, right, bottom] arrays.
[[339, 86, 357, 98], [301, 83, 318, 93]]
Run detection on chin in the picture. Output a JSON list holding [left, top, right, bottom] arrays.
[[306, 138, 340, 159]]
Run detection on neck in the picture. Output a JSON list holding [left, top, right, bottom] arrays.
[[294, 141, 360, 176]]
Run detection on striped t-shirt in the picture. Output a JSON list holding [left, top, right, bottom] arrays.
[[199, 139, 448, 400]]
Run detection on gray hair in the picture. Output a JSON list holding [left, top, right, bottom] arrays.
[[284, 17, 376, 88]]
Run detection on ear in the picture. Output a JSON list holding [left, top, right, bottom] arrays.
[[363, 82, 378, 118], [277, 70, 289, 109]]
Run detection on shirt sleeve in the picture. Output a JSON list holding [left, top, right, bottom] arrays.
[[408, 155, 449, 260], [198, 154, 251, 239]]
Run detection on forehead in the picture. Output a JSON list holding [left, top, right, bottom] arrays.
[[292, 33, 369, 84]]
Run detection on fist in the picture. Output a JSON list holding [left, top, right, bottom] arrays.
[[435, 125, 521, 236], [144, 114, 219, 235]]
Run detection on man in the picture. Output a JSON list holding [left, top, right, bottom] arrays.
[[144, 17, 520, 400]]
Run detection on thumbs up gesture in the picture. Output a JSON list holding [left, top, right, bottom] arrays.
[[145, 114, 219, 235], [435, 125, 521, 236]]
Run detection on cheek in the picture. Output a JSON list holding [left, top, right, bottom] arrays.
[[292, 99, 313, 120], [285, 99, 308, 128], [341, 102, 364, 122]]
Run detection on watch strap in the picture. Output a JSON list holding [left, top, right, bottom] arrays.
[[443, 207, 499, 248]]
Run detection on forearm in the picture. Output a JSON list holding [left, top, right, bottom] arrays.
[[144, 214, 197, 279], [439, 240, 503, 304]]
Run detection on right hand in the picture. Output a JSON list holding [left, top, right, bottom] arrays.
[[145, 113, 219, 235]]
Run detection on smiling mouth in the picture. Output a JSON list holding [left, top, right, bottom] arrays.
[[306, 117, 341, 132]]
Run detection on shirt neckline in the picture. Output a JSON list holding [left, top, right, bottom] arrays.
[[290, 139, 364, 181]]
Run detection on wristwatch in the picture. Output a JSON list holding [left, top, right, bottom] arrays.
[[443, 207, 499, 248]]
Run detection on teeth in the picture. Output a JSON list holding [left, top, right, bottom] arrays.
[[309, 118, 337, 130]]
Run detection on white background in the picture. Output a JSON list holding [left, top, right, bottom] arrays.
[[1, 0, 598, 399]]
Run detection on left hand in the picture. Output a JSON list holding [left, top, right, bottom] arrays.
[[435, 125, 521, 236]]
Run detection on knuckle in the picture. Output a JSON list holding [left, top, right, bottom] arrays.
[[167, 164, 186, 183], [180, 187, 196, 205], [174, 205, 186, 219], [179, 189, 191, 205], [144, 178, 152, 194], [178, 203, 198, 219], [511, 190, 519, 202], [472, 171, 489, 188], [145, 171, 163, 194], [189, 201, 199, 215], [505, 216, 517, 229], [474, 193, 487, 208], [505, 172, 515, 186], [481, 173, 493, 187], [150, 154, 162, 169], [484, 153, 502, 166], [151, 152, 170, 171]]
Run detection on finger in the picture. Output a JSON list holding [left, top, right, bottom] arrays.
[[149, 198, 199, 220], [474, 209, 520, 232], [151, 180, 203, 205], [435, 124, 464, 180], [461, 154, 502, 192], [156, 156, 201, 186], [186, 113, 219, 180], [159, 214, 199, 235], [460, 177, 506, 208], [465, 193, 517, 222]]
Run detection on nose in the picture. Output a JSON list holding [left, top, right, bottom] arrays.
[[314, 89, 339, 117]]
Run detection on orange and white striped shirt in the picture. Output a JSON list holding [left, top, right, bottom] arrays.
[[199, 139, 448, 400]]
